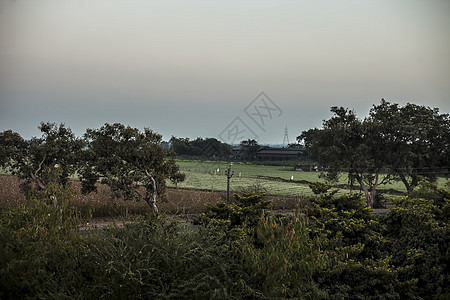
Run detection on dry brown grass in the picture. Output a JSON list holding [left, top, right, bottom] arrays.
[[1, 175, 301, 220], [0, 175, 300, 222], [0, 175, 25, 207]]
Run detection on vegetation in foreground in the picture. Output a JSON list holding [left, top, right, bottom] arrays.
[[1, 179, 449, 299], [0, 100, 448, 298]]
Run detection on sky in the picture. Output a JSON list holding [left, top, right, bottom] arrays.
[[1, 0, 449, 144]]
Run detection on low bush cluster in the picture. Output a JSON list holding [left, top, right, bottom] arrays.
[[304, 181, 450, 299], [1, 180, 449, 299]]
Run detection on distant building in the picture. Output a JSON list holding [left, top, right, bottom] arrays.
[[231, 145, 307, 161], [230, 146, 245, 159], [256, 146, 306, 161]]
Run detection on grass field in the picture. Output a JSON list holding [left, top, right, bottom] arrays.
[[2, 159, 447, 200], [166, 160, 323, 197], [166, 160, 412, 197], [169, 160, 449, 197], [1, 161, 448, 219]]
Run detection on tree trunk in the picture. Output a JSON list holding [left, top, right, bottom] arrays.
[[399, 172, 418, 193], [144, 171, 159, 213], [410, 174, 419, 192], [32, 175, 47, 191], [358, 183, 373, 208], [355, 174, 379, 208], [143, 194, 158, 212], [399, 173, 410, 193]]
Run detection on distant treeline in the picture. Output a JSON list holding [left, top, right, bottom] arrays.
[[169, 136, 232, 158]]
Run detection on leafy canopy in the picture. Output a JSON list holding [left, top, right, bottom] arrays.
[[80, 123, 185, 212], [299, 99, 450, 207], [0, 122, 84, 199]]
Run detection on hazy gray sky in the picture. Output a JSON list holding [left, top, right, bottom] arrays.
[[1, 0, 449, 144]]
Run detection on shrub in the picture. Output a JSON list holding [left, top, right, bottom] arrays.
[[194, 191, 327, 298], [305, 184, 386, 260], [237, 211, 326, 299], [0, 186, 86, 299], [194, 191, 271, 232], [305, 182, 413, 299], [384, 180, 450, 298], [79, 214, 243, 299]]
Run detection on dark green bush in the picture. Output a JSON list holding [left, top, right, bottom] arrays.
[[314, 258, 414, 300], [0, 186, 86, 299], [2, 180, 449, 299], [304, 183, 415, 299], [80, 214, 242, 299], [383, 180, 450, 299], [305, 184, 387, 261], [194, 191, 327, 299], [237, 211, 326, 299], [195, 191, 272, 227], [304, 180, 450, 299]]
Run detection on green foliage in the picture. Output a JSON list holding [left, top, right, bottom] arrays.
[[80, 123, 185, 211], [238, 212, 326, 299], [78, 208, 326, 299], [303, 183, 414, 298], [407, 179, 450, 219], [194, 191, 272, 236], [369, 101, 450, 192], [2, 182, 449, 299], [300, 106, 394, 207], [315, 258, 412, 300], [304, 179, 450, 299], [0, 122, 84, 198], [0, 186, 85, 299], [306, 186, 386, 261], [81, 214, 241, 299], [169, 136, 232, 158], [195, 191, 327, 298], [239, 139, 260, 160], [299, 99, 450, 206], [308, 182, 336, 195], [384, 180, 450, 299], [373, 192, 388, 209]]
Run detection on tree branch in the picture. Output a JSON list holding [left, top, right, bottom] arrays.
[[34, 154, 46, 178], [29, 154, 47, 190]]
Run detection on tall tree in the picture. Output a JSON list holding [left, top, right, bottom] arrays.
[[169, 136, 232, 158], [299, 100, 450, 207], [0, 122, 84, 203], [299, 107, 393, 207], [169, 136, 193, 156], [80, 123, 185, 212], [190, 137, 232, 158], [239, 139, 260, 160], [368, 99, 450, 192]]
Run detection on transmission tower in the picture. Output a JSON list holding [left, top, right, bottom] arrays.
[[283, 125, 289, 146]]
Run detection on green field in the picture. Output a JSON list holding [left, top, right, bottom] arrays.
[[168, 160, 449, 197], [166, 160, 411, 197], [2, 159, 447, 198], [164, 160, 317, 197]]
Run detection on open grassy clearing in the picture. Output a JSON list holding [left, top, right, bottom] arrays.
[[168, 160, 325, 197], [166, 171, 315, 197], [2, 159, 447, 203], [168, 160, 419, 197], [175, 160, 321, 181]]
